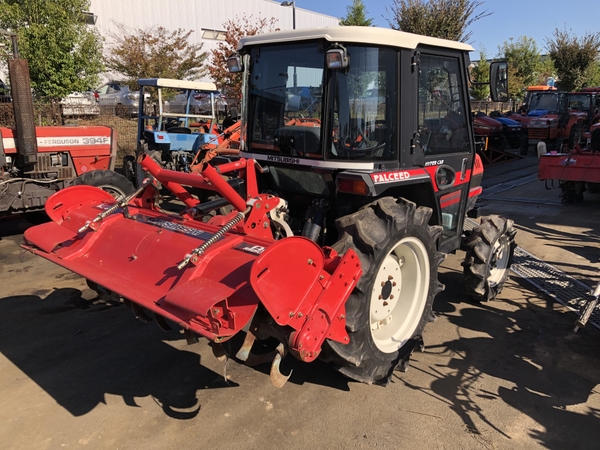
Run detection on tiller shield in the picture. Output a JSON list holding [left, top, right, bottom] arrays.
[[22, 155, 362, 385], [538, 152, 600, 184]]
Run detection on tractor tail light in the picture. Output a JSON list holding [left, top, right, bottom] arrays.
[[337, 178, 369, 195]]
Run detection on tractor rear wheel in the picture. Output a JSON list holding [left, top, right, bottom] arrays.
[[123, 155, 136, 184], [135, 140, 166, 188], [72, 169, 135, 199], [462, 215, 516, 302], [323, 197, 444, 385]]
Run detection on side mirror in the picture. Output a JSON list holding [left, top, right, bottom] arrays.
[[490, 61, 508, 102], [227, 54, 244, 73]]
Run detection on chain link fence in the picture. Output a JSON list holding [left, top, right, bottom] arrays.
[[470, 101, 514, 114]]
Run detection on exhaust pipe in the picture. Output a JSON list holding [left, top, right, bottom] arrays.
[[7, 34, 37, 170]]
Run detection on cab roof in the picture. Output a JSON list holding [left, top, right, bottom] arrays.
[[138, 78, 217, 91], [238, 26, 474, 53]]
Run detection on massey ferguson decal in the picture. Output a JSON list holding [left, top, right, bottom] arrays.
[[37, 136, 111, 147], [2, 136, 111, 150]]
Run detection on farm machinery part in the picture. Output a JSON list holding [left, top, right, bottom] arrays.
[[22, 26, 515, 387], [538, 122, 600, 201], [23, 155, 362, 385], [573, 280, 600, 332]]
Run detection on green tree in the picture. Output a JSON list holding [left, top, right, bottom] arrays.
[[208, 16, 279, 101], [340, 0, 374, 26], [0, 0, 103, 100], [386, 0, 490, 43], [498, 36, 543, 102], [536, 57, 556, 86], [585, 60, 600, 87], [470, 49, 489, 100], [105, 25, 208, 89], [546, 28, 600, 92]]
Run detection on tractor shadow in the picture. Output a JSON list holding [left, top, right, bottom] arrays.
[[0, 216, 39, 239], [412, 269, 600, 448], [0, 288, 235, 419]]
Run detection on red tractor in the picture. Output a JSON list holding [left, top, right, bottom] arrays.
[[522, 91, 587, 153], [22, 27, 515, 386], [0, 31, 133, 217]]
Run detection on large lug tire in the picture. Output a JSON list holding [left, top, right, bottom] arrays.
[[559, 180, 585, 202], [322, 197, 445, 385], [462, 215, 517, 302], [122, 155, 136, 185], [72, 169, 135, 199]]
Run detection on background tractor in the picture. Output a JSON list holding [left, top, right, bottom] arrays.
[[0, 30, 133, 217], [123, 78, 240, 187], [515, 91, 587, 153], [22, 27, 515, 386]]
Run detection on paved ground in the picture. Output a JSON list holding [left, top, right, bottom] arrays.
[[1, 153, 599, 450]]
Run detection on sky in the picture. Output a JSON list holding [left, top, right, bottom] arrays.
[[294, 0, 598, 57]]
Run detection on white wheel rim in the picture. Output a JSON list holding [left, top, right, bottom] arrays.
[[369, 236, 430, 353], [488, 237, 510, 286], [97, 184, 127, 200]]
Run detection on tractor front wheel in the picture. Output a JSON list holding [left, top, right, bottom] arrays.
[[462, 215, 516, 302], [72, 169, 135, 199], [323, 197, 444, 385]]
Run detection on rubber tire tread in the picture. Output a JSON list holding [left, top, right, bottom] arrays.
[[322, 197, 445, 385], [72, 169, 135, 197], [462, 215, 517, 302]]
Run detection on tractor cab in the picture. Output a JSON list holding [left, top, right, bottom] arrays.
[[229, 27, 507, 251]]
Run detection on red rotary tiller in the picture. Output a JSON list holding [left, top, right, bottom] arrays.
[[23, 155, 362, 386]]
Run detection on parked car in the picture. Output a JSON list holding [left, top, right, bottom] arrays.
[[165, 89, 228, 117], [96, 82, 148, 117], [0, 79, 11, 103], [60, 90, 100, 117]]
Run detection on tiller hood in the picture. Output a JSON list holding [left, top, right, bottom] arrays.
[[22, 155, 361, 384]]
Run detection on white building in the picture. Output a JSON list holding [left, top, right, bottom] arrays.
[[89, 0, 340, 81]]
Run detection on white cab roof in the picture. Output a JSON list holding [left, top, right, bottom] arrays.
[[138, 78, 217, 91], [239, 26, 474, 52]]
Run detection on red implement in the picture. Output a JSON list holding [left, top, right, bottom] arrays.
[[22, 155, 361, 355], [539, 152, 600, 184]]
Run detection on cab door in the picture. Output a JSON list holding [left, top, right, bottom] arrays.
[[416, 51, 474, 253]]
